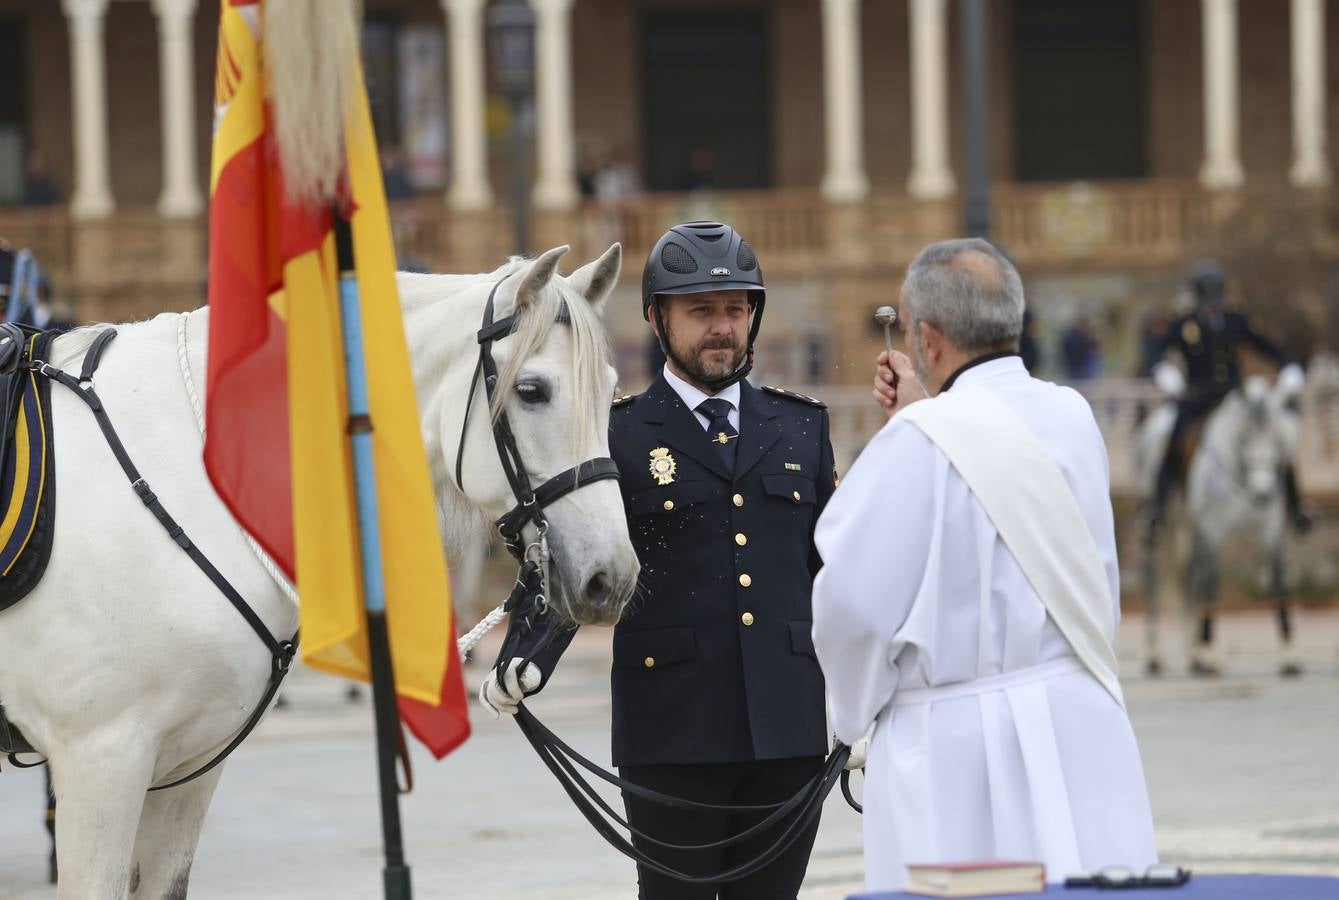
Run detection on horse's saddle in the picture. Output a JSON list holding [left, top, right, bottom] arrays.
[[0, 323, 58, 613], [0, 323, 58, 758]]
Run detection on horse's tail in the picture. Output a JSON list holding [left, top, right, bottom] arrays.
[[263, 0, 359, 207]]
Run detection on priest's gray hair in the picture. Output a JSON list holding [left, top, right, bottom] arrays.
[[902, 238, 1025, 353]]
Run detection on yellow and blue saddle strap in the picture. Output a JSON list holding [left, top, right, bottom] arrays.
[[0, 334, 51, 577]]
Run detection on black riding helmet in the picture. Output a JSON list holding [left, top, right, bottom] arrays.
[[642, 221, 765, 392], [1188, 258, 1227, 308]]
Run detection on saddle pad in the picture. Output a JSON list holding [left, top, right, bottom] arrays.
[[0, 330, 57, 611]]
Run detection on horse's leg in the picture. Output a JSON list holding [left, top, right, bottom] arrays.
[[46, 764, 58, 884], [1187, 535, 1221, 677], [49, 743, 155, 899], [1271, 548, 1303, 678], [129, 768, 223, 900]]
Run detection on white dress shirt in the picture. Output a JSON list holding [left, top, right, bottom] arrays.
[[662, 365, 741, 433]]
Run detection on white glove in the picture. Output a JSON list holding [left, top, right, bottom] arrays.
[[1153, 361, 1185, 398], [478, 658, 542, 718], [840, 722, 876, 771], [1278, 363, 1305, 397]]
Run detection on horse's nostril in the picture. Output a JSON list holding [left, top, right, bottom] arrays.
[[584, 571, 613, 606]]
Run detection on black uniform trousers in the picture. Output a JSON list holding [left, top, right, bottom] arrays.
[[1155, 393, 1226, 504], [620, 755, 825, 900]]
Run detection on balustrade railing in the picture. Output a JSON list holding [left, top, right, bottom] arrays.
[[803, 377, 1339, 499]]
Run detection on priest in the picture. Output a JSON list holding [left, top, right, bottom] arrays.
[[812, 238, 1157, 891]]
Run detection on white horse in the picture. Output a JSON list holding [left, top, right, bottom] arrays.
[[1135, 374, 1302, 676], [0, 243, 639, 898]]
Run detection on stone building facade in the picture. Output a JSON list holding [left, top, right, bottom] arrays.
[[0, 0, 1336, 385]]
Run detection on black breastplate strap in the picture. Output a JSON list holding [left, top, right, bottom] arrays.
[[26, 328, 297, 790]]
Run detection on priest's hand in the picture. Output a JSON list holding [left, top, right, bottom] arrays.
[[479, 658, 543, 718], [874, 350, 928, 418]]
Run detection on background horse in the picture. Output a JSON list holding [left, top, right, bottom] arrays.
[[0, 243, 639, 898], [1136, 374, 1302, 676]]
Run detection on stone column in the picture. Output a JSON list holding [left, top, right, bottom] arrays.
[[63, 0, 114, 219], [906, 0, 955, 199], [443, 0, 493, 210], [151, 0, 202, 217], [530, 0, 578, 210], [820, 0, 869, 202], [1290, 0, 1330, 187], [1199, 0, 1244, 190]]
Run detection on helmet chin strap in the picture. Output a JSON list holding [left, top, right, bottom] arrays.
[[651, 301, 757, 394]]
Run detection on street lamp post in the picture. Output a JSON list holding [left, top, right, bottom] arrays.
[[960, 0, 990, 239], [487, 0, 536, 256]]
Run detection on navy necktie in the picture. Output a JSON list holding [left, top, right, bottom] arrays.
[[697, 398, 738, 472]]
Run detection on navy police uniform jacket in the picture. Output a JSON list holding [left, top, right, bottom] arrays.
[[530, 374, 836, 768], [1160, 309, 1288, 400]]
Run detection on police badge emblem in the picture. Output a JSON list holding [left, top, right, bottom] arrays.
[[649, 447, 677, 485]]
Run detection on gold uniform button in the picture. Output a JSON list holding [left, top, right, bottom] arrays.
[[739, 573, 752, 587], [792, 491, 802, 502], [735, 533, 747, 546], [733, 493, 744, 507], [741, 612, 755, 626], [644, 656, 656, 669], [663, 500, 675, 511]]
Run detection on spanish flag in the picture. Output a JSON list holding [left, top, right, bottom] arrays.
[[205, 0, 469, 758]]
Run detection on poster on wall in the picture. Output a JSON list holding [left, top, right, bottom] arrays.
[[398, 25, 448, 189]]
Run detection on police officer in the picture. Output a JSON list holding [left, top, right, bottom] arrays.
[[483, 221, 838, 899], [1142, 259, 1309, 534]]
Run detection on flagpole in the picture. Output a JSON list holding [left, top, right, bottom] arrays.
[[333, 213, 413, 900]]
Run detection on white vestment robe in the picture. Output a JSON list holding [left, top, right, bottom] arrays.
[[812, 357, 1157, 891]]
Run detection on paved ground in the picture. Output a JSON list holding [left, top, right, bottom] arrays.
[[2, 608, 1337, 899]]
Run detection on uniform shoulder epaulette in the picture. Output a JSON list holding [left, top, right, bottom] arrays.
[[761, 385, 826, 408], [611, 394, 636, 409]]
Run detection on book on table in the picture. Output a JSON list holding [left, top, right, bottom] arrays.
[[904, 860, 1046, 897]]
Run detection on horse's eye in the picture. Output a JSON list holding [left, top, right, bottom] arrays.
[[516, 380, 550, 404]]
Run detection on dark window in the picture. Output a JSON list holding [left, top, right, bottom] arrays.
[[361, 16, 400, 148], [1012, 0, 1146, 181], [0, 16, 27, 203], [640, 8, 772, 191]]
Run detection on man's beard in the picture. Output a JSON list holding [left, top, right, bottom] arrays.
[[669, 331, 746, 385]]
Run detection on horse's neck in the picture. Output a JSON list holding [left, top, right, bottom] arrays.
[[399, 279, 495, 560]]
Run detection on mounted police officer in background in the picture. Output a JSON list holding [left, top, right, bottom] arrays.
[[483, 221, 840, 899], [1142, 259, 1310, 535]]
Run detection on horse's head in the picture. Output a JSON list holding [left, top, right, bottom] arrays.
[[1233, 376, 1294, 505], [402, 244, 638, 627]]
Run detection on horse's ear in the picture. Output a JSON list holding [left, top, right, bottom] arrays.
[[509, 245, 569, 314], [567, 243, 623, 313]]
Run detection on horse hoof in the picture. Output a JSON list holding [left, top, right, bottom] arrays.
[[1280, 662, 1303, 678], [1189, 660, 1221, 678], [1145, 658, 1164, 677]]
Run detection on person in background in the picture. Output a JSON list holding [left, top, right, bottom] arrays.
[[1060, 314, 1102, 381], [379, 143, 413, 201], [22, 150, 61, 207]]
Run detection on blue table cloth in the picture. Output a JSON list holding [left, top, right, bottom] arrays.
[[849, 874, 1339, 900]]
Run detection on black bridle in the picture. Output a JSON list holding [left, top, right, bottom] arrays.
[[463, 278, 862, 885], [454, 275, 620, 575]]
